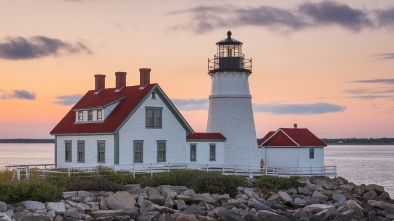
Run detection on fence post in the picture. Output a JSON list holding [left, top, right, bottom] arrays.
[[133, 166, 136, 178], [206, 164, 209, 172], [68, 168, 71, 177], [235, 165, 238, 175], [25, 166, 29, 180], [222, 166, 225, 175], [167, 162, 170, 173], [16, 169, 21, 181], [150, 163, 153, 178]]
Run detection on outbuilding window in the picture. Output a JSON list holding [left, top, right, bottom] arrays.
[[309, 148, 315, 159], [209, 144, 216, 161], [65, 141, 72, 162], [134, 141, 143, 163], [190, 144, 196, 162], [157, 141, 166, 162], [97, 141, 105, 163]]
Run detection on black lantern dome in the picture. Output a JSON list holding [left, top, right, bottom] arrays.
[[208, 31, 252, 73]]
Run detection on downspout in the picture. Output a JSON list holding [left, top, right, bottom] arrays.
[[114, 132, 119, 164]]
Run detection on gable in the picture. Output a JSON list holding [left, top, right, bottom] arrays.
[[259, 128, 327, 147], [263, 130, 298, 146]]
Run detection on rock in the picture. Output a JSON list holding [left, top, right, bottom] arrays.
[[76, 202, 90, 212], [303, 204, 335, 214], [176, 214, 199, 221], [247, 199, 272, 211], [158, 213, 175, 221], [366, 184, 385, 194], [217, 209, 244, 221], [124, 184, 143, 192], [139, 200, 155, 214], [189, 194, 216, 204], [368, 200, 394, 210], [311, 191, 328, 201], [256, 210, 291, 221], [78, 191, 95, 198], [183, 204, 207, 217], [0, 212, 12, 221], [363, 190, 378, 199], [87, 202, 100, 212], [138, 211, 160, 221], [47, 202, 66, 215], [267, 193, 281, 201], [0, 202, 7, 213], [310, 176, 335, 190], [346, 199, 363, 211], [305, 180, 322, 191], [339, 184, 355, 192], [64, 208, 84, 221], [22, 201, 46, 213], [332, 194, 346, 204], [175, 200, 188, 211], [106, 191, 136, 210], [152, 204, 178, 214], [334, 209, 364, 221], [320, 189, 336, 200], [145, 187, 161, 197], [333, 177, 348, 185], [379, 191, 390, 200], [99, 198, 109, 210], [297, 186, 310, 195], [211, 194, 230, 201], [149, 194, 166, 205], [62, 191, 78, 199], [352, 184, 366, 196], [294, 198, 308, 205], [92, 208, 139, 219], [278, 191, 293, 203], [176, 195, 191, 202]]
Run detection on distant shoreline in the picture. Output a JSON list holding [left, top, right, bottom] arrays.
[[0, 139, 55, 143]]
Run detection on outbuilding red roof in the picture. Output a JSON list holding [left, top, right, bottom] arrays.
[[187, 133, 226, 141], [259, 128, 326, 147], [50, 84, 156, 134]]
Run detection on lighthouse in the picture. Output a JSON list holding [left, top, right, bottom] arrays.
[[207, 31, 260, 167]]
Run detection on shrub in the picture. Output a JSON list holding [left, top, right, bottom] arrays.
[[67, 175, 124, 192], [0, 180, 61, 203], [138, 170, 207, 187], [192, 173, 245, 197], [255, 175, 301, 191]]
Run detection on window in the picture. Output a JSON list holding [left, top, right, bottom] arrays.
[[190, 144, 196, 162], [77, 141, 85, 163], [157, 141, 166, 162], [97, 110, 102, 121], [65, 141, 72, 162], [134, 141, 143, 163], [97, 141, 105, 163], [209, 144, 216, 161], [88, 110, 93, 121], [151, 92, 156, 100], [309, 148, 315, 159], [146, 107, 162, 128], [78, 111, 83, 122]]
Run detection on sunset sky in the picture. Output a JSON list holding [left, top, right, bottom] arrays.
[[1, 0, 393, 139]]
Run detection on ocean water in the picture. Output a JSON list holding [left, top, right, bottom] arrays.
[[0, 143, 393, 196]]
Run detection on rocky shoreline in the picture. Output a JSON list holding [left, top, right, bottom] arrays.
[[0, 176, 393, 221]]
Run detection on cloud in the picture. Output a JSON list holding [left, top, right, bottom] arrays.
[[253, 102, 346, 115], [350, 79, 394, 84], [0, 89, 36, 100], [344, 88, 394, 95], [372, 53, 394, 60], [298, 1, 372, 31], [172, 98, 209, 111], [53, 94, 83, 105], [0, 36, 91, 60], [375, 7, 394, 28], [350, 95, 392, 100], [167, 1, 394, 34]]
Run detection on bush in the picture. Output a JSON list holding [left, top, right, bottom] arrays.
[[0, 180, 61, 203], [138, 170, 207, 187], [256, 175, 301, 191], [67, 175, 124, 192], [192, 173, 246, 197]]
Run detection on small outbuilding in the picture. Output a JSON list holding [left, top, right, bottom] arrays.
[[258, 124, 327, 168]]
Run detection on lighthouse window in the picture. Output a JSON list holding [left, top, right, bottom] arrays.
[[146, 107, 162, 128]]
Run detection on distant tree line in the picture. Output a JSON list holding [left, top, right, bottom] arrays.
[[321, 138, 394, 145], [0, 139, 55, 143]]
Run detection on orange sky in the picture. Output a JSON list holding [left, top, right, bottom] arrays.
[[0, 0, 393, 139]]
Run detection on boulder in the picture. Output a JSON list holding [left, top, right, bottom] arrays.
[[333, 177, 348, 185], [99, 197, 109, 210], [311, 191, 328, 202], [303, 204, 335, 214], [144, 187, 161, 197], [124, 184, 143, 192], [366, 184, 385, 194], [278, 191, 293, 203], [62, 191, 78, 199], [305, 180, 322, 191], [368, 200, 394, 210], [310, 176, 335, 190], [137, 211, 160, 221], [0, 212, 12, 221], [106, 191, 136, 210], [22, 201, 46, 213], [379, 191, 390, 200], [148, 194, 166, 205], [175, 200, 188, 211], [86, 202, 100, 212], [78, 191, 95, 198], [332, 194, 346, 204], [46, 202, 66, 215], [352, 184, 366, 196], [363, 190, 378, 199], [183, 204, 207, 217], [0, 202, 7, 213], [334, 209, 364, 221], [19, 211, 52, 221], [267, 193, 281, 201], [176, 195, 191, 202], [345, 200, 363, 211], [189, 194, 216, 204], [211, 194, 230, 201], [92, 208, 139, 219], [176, 214, 199, 221], [139, 199, 155, 214], [297, 186, 310, 196], [159, 213, 176, 221], [339, 184, 355, 192], [256, 210, 291, 221], [320, 189, 336, 200]]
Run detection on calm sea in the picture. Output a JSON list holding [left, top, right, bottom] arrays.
[[0, 144, 393, 196]]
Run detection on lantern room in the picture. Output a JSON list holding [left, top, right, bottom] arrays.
[[208, 31, 252, 73]]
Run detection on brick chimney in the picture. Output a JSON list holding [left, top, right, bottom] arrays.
[[115, 72, 127, 89], [94, 74, 106, 92], [294, 123, 298, 129], [139, 68, 151, 87]]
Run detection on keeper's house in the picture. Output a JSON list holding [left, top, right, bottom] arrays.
[[50, 69, 226, 168], [258, 125, 327, 168]]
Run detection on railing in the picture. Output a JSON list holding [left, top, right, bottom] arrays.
[[4, 163, 336, 180], [208, 54, 252, 73]]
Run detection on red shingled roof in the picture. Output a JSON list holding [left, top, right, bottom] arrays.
[[259, 128, 326, 147], [50, 84, 156, 134], [187, 133, 226, 141]]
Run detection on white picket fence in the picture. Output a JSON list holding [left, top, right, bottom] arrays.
[[5, 163, 337, 180]]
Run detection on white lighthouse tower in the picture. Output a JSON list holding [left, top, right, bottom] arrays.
[[207, 31, 260, 167]]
